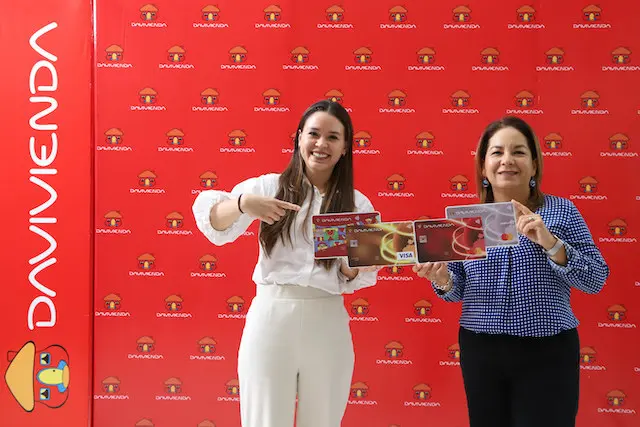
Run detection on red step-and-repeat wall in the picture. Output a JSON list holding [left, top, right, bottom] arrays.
[[0, 2, 94, 427], [2, 1, 639, 427], [91, 1, 639, 426]]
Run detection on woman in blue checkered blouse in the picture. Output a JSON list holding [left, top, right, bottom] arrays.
[[413, 116, 609, 427]]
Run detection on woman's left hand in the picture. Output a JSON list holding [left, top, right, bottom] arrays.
[[512, 200, 557, 250], [340, 259, 381, 280]]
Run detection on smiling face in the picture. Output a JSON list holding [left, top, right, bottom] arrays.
[[297, 111, 347, 178], [483, 126, 536, 193]]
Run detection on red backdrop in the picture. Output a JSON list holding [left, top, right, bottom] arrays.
[[0, 2, 94, 427], [93, 1, 638, 426], [3, 1, 638, 427]]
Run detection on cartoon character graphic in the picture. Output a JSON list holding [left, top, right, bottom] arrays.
[[4, 342, 70, 412], [314, 226, 347, 253], [323, 227, 341, 242]]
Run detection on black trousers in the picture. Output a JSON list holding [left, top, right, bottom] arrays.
[[459, 326, 580, 427]]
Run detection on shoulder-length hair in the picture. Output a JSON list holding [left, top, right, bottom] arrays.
[[474, 116, 544, 211]]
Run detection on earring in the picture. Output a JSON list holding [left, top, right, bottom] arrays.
[[529, 177, 536, 188], [482, 178, 489, 188]]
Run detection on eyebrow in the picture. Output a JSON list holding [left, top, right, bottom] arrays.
[[489, 144, 527, 149], [309, 127, 342, 135]]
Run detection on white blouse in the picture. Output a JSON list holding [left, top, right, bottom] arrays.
[[191, 173, 378, 294]]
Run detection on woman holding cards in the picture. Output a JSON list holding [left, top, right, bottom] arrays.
[[414, 116, 609, 427], [192, 100, 377, 427]]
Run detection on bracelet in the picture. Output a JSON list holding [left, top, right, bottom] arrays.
[[433, 272, 453, 291], [545, 235, 564, 257], [237, 194, 244, 214]]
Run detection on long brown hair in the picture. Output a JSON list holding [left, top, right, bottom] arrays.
[[474, 116, 545, 211], [259, 100, 355, 269]]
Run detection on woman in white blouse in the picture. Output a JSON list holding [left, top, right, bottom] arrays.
[[192, 100, 377, 427]]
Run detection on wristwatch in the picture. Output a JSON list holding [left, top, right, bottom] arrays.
[[545, 235, 564, 257]]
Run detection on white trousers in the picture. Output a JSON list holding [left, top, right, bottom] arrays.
[[237, 284, 355, 427]]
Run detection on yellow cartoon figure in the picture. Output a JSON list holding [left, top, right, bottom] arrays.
[[5, 342, 70, 412]]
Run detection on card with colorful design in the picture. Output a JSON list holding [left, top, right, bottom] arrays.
[[413, 217, 487, 263], [445, 202, 519, 247], [312, 212, 381, 259], [346, 221, 416, 267]]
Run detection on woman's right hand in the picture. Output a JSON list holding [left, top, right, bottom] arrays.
[[413, 262, 450, 286], [240, 194, 301, 224]]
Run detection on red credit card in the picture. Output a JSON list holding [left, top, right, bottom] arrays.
[[312, 212, 381, 259], [413, 217, 487, 263]]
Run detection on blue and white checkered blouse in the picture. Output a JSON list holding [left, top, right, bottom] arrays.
[[434, 195, 610, 337]]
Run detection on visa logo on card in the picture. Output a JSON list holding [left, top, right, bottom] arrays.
[[397, 251, 415, 260]]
